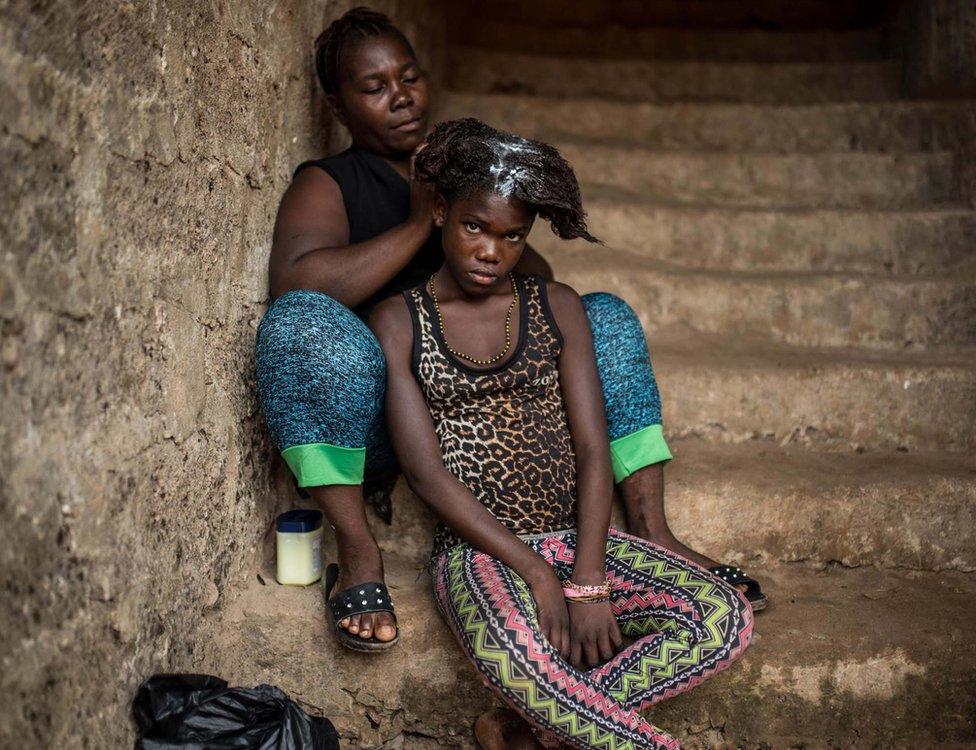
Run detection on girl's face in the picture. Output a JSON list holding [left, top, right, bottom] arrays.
[[433, 190, 536, 296], [331, 34, 429, 157]]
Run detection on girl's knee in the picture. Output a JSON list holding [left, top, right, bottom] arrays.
[[718, 582, 755, 655]]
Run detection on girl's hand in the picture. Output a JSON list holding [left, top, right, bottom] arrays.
[[568, 600, 623, 669], [524, 564, 571, 659]]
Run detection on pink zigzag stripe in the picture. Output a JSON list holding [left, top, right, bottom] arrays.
[[612, 589, 696, 615]]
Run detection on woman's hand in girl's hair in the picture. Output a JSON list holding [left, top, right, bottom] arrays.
[[408, 142, 436, 231], [567, 601, 624, 669], [524, 564, 571, 659]]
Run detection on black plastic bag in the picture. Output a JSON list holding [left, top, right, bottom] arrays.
[[133, 674, 340, 749]]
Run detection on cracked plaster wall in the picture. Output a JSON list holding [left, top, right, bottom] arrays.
[[0, 1, 442, 746]]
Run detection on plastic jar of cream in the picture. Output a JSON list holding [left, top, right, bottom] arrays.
[[275, 509, 323, 586]]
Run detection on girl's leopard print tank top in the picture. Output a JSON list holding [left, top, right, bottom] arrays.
[[402, 271, 578, 558]]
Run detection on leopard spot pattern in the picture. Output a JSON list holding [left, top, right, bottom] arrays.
[[404, 273, 578, 558]]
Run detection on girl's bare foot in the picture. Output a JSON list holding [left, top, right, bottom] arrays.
[[475, 709, 544, 750]]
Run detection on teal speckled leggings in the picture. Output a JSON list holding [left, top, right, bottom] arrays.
[[255, 287, 670, 492]]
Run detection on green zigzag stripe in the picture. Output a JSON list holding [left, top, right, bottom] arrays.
[[602, 538, 739, 702]]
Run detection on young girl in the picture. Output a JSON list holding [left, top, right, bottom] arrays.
[[366, 119, 753, 749]]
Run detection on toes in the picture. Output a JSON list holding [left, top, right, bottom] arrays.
[[347, 614, 361, 634], [339, 617, 350, 629], [374, 612, 398, 642], [358, 613, 374, 640]]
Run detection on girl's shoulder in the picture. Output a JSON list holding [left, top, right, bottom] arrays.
[[537, 277, 582, 314], [523, 276, 580, 350], [366, 293, 413, 354]]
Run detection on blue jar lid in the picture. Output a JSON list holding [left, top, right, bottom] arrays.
[[276, 509, 323, 533]]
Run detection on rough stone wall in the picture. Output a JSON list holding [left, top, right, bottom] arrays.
[[0, 1, 441, 747], [886, 0, 976, 207]]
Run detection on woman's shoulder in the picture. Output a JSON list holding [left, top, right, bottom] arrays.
[[292, 146, 357, 180]]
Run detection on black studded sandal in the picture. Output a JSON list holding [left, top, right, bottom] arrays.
[[708, 565, 769, 612], [323, 563, 400, 652]]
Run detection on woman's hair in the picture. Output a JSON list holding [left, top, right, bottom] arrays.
[[314, 7, 416, 96], [415, 119, 600, 243]]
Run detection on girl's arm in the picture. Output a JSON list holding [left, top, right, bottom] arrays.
[[546, 280, 624, 667], [268, 159, 436, 303], [367, 295, 571, 657], [546, 282, 615, 582]]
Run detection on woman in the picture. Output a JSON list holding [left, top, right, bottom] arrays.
[[256, 7, 764, 651]]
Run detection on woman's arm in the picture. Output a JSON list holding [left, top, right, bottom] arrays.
[[267, 164, 436, 304], [367, 295, 571, 656], [546, 280, 623, 667]]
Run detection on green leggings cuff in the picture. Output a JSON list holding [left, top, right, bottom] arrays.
[[281, 442, 365, 487], [609, 424, 672, 484]]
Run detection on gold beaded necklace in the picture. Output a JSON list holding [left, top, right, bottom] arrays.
[[427, 272, 519, 366]]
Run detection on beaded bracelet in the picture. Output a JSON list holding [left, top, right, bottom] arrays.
[[565, 593, 610, 604], [562, 578, 611, 601]]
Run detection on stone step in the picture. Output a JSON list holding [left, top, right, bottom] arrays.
[[448, 19, 884, 62], [363, 437, 975, 573], [665, 440, 976, 572], [455, 0, 888, 31], [660, 440, 976, 572], [437, 93, 972, 154], [525, 195, 976, 275], [558, 145, 955, 210], [549, 246, 976, 350], [215, 558, 976, 748], [447, 47, 902, 104], [363, 439, 974, 574], [648, 328, 976, 452]]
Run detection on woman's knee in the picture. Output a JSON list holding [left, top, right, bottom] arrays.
[[255, 290, 387, 451], [256, 290, 386, 389], [259, 289, 383, 360], [581, 291, 644, 342]]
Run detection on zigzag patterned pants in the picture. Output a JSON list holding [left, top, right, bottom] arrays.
[[432, 528, 754, 749]]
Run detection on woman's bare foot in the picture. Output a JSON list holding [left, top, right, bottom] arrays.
[[333, 534, 398, 643], [618, 463, 751, 597], [310, 484, 398, 644], [475, 709, 544, 750]]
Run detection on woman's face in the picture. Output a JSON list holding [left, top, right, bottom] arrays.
[[434, 190, 536, 296], [331, 34, 430, 157]]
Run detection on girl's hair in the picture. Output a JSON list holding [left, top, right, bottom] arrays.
[[415, 118, 600, 243], [314, 7, 416, 96]]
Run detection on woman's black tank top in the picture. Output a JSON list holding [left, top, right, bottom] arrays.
[[294, 146, 444, 320]]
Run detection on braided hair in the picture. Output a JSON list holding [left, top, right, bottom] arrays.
[[314, 7, 417, 96], [415, 118, 600, 243]]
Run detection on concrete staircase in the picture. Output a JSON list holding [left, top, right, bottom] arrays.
[[217, 6, 976, 748]]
